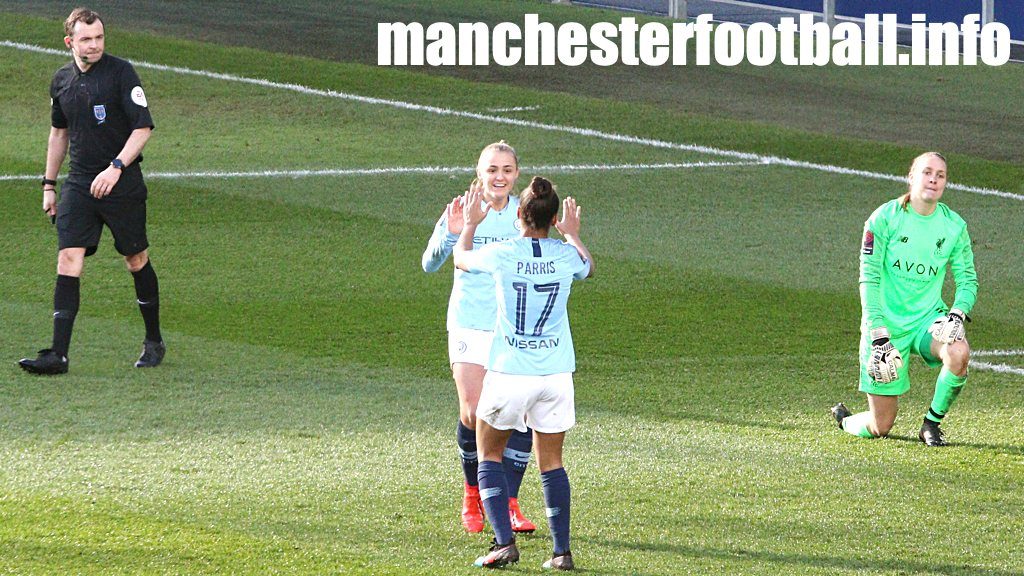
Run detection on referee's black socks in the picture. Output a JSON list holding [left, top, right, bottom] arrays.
[[132, 261, 163, 343], [52, 274, 80, 357]]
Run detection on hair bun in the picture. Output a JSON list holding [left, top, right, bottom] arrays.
[[520, 176, 559, 232], [530, 176, 554, 197]]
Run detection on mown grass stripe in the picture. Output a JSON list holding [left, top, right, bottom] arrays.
[[4, 40, 1019, 202], [0, 160, 760, 181]]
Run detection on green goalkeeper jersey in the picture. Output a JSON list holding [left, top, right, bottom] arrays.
[[859, 198, 978, 336]]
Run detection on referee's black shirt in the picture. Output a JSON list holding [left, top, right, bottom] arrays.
[[50, 54, 154, 187]]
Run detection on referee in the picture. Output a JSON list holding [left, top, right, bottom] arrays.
[[19, 8, 165, 375]]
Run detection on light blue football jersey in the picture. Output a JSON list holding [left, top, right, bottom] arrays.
[[421, 196, 522, 331], [462, 237, 591, 375]]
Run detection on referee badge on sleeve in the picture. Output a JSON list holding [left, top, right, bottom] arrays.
[[861, 229, 874, 255], [131, 86, 148, 107], [93, 104, 106, 124]]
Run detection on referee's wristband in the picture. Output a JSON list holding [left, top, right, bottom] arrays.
[[42, 178, 57, 187]]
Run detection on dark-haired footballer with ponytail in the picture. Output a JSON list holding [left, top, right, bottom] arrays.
[[421, 142, 540, 535], [454, 176, 594, 570]]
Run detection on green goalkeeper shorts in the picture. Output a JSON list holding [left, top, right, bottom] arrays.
[[859, 313, 945, 396]]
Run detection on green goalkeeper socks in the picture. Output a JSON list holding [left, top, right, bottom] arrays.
[[841, 411, 876, 438], [926, 368, 967, 423]]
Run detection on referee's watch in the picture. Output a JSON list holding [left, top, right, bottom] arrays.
[[111, 158, 125, 170]]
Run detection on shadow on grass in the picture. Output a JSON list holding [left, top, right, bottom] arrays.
[[884, 433, 1024, 456], [672, 411, 800, 433], [582, 536, 1024, 576]]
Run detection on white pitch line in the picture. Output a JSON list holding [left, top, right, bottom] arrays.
[[530, 160, 761, 172], [0, 160, 760, 182], [148, 160, 759, 179], [973, 349, 1024, 358], [970, 349, 1024, 377], [152, 166, 464, 179], [2, 40, 1022, 202], [486, 106, 541, 113], [970, 360, 1024, 377]]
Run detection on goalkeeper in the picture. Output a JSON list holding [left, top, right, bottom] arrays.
[[832, 152, 978, 447]]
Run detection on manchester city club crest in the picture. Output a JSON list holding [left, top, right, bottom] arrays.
[[93, 104, 106, 124]]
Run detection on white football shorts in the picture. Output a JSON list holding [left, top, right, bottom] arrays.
[[448, 327, 493, 367], [477, 371, 576, 434]]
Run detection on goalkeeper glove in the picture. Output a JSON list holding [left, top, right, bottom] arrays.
[[928, 308, 968, 344], [867, 327, 903, 384]]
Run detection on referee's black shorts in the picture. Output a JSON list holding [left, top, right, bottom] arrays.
[[56, 179, 149, 257]]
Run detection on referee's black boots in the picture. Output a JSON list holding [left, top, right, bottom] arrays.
[[17, 349, 69, 375], [135, 339, 166, 368]]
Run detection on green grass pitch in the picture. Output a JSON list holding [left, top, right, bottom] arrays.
[[1, 3, 1023, 574]]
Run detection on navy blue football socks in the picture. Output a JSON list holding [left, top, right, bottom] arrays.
[[457, 421, 479, 486], [503, 428, 533, 498], [541, 467, 571, 555], [478, 460, 514, 545]]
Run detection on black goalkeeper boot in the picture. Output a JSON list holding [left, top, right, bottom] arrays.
[[830, 403, 852, 429], [919, 418, 947, 447]]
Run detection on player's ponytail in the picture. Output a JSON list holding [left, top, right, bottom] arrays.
[[520, 176, 559, 232]]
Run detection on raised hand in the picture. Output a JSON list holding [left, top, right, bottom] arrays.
[[446, 194, 464, 235], [462, 178, 490, 227], [555, 196, 581, 238]]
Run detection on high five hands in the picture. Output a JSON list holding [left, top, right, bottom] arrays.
[[555, 196, 581, 238], [461, 178, 490, 228]]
